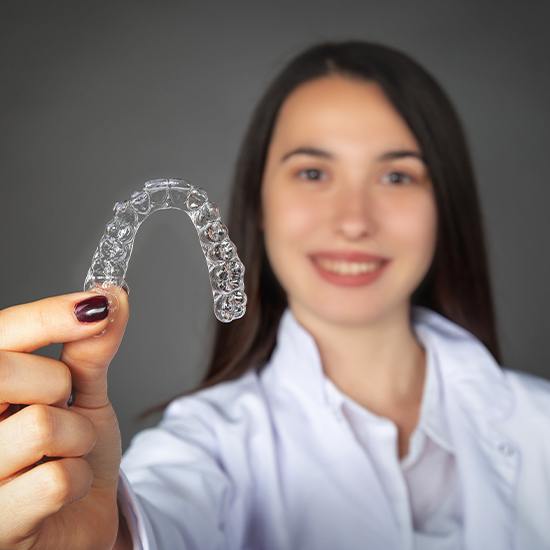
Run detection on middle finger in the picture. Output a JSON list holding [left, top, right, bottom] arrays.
[[0, 404, 96, 481]]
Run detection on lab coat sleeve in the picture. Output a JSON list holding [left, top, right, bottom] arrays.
[[116, 396, 232, 550]]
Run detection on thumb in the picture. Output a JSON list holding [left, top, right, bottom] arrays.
[[60, 286, 130, 410]]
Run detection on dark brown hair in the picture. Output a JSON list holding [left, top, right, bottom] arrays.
[[140, 40, 501, 419]]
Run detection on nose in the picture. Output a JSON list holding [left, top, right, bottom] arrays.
[[333, 183, 377, 240]]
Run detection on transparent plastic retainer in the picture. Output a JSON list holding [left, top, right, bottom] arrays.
[[83, 178, 247, 336]]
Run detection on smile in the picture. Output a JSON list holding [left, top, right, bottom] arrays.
[[311, 257, 390, 287]]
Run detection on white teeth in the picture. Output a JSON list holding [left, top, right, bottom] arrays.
[[316, 258, 383, 275]]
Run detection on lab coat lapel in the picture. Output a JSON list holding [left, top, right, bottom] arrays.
[[446, 394, 520, 550], [414, 307, 520, 550]]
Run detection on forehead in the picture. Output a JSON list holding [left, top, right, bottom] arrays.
[[270, 75, 419, 152]]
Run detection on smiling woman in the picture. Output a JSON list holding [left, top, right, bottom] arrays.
[[260, 76, 438, 341], [141, 40, 497, 407], [112, 41, 550, 550]]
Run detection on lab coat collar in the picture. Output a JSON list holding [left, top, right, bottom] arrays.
[[271, 304, 514, 421], [270, 305, 520, 550]]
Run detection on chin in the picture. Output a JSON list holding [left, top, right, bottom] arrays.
[[293, 296, 387, 329]]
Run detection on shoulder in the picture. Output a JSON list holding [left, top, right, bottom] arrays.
[[122, 369, 266, 468], [162, 368, 268, 432], [503, 368, 550, 419]]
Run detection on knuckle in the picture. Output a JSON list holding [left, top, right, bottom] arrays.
[[27, 404, 56, 448], [83, 416, 98, 452], [39, 460, 72, 506], [57, 361, 73, 401], [39, 458, 93, 508]]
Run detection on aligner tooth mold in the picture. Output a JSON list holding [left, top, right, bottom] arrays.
[[84, 178, 247, 334]]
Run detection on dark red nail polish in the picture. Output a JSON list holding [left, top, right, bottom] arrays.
[[74, 295, 109, 323]]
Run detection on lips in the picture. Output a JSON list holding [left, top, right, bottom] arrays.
[[308, 250, 390, 287]]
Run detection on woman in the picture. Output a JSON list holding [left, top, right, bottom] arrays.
[[113, 42, 550, 550], [0, 41, 549, 550]]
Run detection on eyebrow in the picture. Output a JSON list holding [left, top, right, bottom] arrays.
[[280, 146, 427, 165]]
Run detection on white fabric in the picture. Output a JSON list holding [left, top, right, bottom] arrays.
[[324, 338, 462, 550], [117, 306, 550, 549]]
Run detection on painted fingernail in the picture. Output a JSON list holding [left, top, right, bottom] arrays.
[[74, 295, 109, 323]]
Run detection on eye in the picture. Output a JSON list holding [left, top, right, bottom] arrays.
[[382, 171, 415, 185], [296, 168, 327, 182]]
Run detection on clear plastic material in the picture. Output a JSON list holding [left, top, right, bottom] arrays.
[[83, 178, 247, 333]]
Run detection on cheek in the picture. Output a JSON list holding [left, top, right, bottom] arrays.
[[391, 193, 437, 261], [262, 187, 319, 247], [261, 187, 321, 293]]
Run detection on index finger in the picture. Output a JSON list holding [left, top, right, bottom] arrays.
[[0, 291, 111, 353]]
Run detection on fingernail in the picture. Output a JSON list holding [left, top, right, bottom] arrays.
[[74, 295, 109, 323]]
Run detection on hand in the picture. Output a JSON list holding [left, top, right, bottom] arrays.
[[0, 287, 130, 549]]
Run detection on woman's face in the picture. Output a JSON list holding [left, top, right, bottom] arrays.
[[260, 75, 437, 327]]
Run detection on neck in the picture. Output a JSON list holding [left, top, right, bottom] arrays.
[[291, 302, 426, 414]]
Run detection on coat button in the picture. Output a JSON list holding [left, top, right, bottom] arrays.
[[496, 441, 516, 457]]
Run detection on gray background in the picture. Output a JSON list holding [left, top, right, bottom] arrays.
[[1, 0, 549, 452]]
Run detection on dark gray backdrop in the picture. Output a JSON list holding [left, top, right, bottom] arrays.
[[1, 1, 549, 451]]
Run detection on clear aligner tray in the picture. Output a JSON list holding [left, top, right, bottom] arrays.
[[84, 178, 247, 330]]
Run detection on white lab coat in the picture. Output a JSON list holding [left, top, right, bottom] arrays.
[[117, 306, 550, 549]]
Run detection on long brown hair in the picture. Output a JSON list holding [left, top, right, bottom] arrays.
[[140, 40, 501, 419]]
